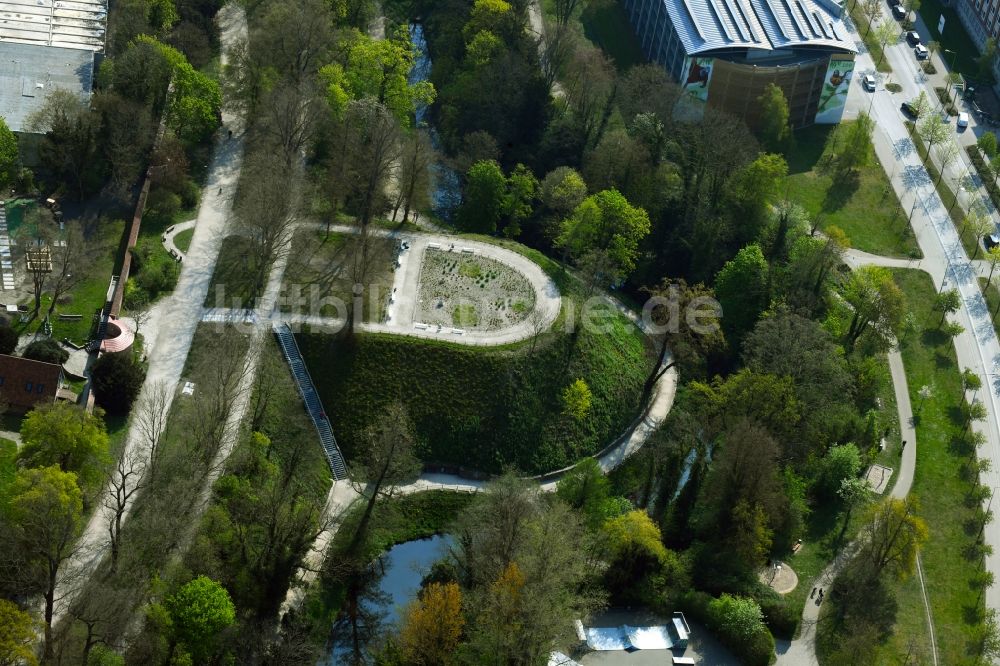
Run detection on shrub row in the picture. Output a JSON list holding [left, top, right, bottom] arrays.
[[966, 145, 1000, 213]]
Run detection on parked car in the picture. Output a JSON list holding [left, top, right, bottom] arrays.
[[888, 0, 901, 6], [915, 44, 929, 59], [985, 233, 1000, 251], [892, 5, 907, 19], [863, 74, 877, 91], [906, 30, 921, 45], [901, 100, 918, 118], [958, 112, 970, 128]]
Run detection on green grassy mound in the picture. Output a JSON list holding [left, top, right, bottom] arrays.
[[298, 299, 650, 475]]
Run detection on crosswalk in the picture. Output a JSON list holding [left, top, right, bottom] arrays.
[[272, 322, 348, 480], [0, 204, 15, 291]]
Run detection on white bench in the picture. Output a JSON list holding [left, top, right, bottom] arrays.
[[672, 658, 695, 665]]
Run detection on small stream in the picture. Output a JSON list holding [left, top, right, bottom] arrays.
[[321, 535, 452, 665], [408, 23, 462, 220]]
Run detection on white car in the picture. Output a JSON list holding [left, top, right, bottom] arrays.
[[915, 44, 929, 59], [862, 74, 877, 92], [958, 112, 970, 128]]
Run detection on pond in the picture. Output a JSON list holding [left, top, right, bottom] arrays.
[[321, 534, 453, 665]]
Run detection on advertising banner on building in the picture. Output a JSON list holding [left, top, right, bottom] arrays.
[[814, 58, 856, 124], [676, 56, 714, 120]]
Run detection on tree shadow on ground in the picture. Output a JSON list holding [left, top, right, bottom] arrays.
[[821, 169, 861, 214]]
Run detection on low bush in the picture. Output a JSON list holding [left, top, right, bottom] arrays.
[[0, 325, 18, 355], [966, 145, 1000, 212], [676, 590, 776, 666], [23, 338, 69, 365]]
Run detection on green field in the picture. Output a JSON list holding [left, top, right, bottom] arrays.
[[173, 227, 194, 254], [785, 123, 921, 258], [864, 270, 984, 663]]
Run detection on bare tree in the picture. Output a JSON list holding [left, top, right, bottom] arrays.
[[46, 222, 88, 318], [259, 83, 325, 168], [133, 380, 170, 481], [347, 402, 421, 554], [392, 131, 434, 225], [562, 42, 616, 148], [18, 206, 57, 317], [234, 155, 296, 303], [342, 98, 401, 229], [104, 450, 146, 573]]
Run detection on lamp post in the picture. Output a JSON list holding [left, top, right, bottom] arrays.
[[944, 49, 961, 107]]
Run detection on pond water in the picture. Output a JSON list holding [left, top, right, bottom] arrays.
[[408, 23, 462, 219], [321, 534, 453, 665]]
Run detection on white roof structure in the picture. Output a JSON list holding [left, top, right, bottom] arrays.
[[585, 625, 675, 651], [0, 0, 106, 52], [665, 0, 855, 55]]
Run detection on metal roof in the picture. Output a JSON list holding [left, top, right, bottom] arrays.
[[663, 0, 856, 55], [0, 0, 106, 52], [0, 41, 92, 131]]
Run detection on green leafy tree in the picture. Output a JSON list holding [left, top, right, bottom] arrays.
[[0, 117, 19, 187], [820, 443, 863, 497], [909, 90, 931, 119], [934, 288, 962, 325], [728, 153, 788, 245], [856, 496, 928, 581], [980, 131, 999, 159], [135, 36, 220, 143], [842, 265, 906, 349], [557, 189, 651, 278], [556, 458, 626, 528], [756, 83, 790, 150], [918, 112, 950, 162], [714, 243, 770, 344], [91, 351, 146, 415], [873, 21, 898, 68], [319, 26, 435, 125], [710, 593, 766, 643], [18, 402, 109, 484], [85, 645, 124, 666], [562, 378, 592, 421], [839, 113, 875, 173], [838, 476, 875, 533], [540, 166, 587, 217], [458, 160, 508, 233], [0, 599, 37, 666], [5, 466, 83, 660], [164, 576, 236, 662], [504, 163, 537, 238]]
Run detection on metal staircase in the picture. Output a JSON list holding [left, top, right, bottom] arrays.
[[272, 322, 348, 480]]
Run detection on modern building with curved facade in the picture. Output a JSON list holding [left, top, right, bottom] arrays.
[[623, 0, 858, 127]]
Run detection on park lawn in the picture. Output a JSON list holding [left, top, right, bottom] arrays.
[[785, 124, 921, 258], [38, 218, 126, 344], [918, 0, 989, 82], [281, 228, 397, 323], [173, 227, 194, 254], [979, 277, 1000, 335], [874, 269, 986, 664]]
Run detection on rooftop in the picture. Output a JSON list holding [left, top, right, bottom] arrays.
[[0, 0, 106, 52], [664, 0, 856, 56], [0, 41, 93, 131]]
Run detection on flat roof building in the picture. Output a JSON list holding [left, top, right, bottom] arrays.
[[624, 0, 858, 127], [0, 0, 105, 132]]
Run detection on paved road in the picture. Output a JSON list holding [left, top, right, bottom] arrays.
[[50, 2, 249, 626], [775, 12, 1000, 664]]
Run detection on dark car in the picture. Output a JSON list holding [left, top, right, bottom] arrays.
[[985, 233, 1000, 251], [888, 0, 901, 6], [892, 5, 907, 19], [901, 101, 917, 118], [906, 30, 921, 45]]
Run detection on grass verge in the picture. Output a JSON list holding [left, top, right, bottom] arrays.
[[173, 227, 194, 254], [785, 123, 920, 258], [848, 5, 892, 74], [873, 269, 987, 664]]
